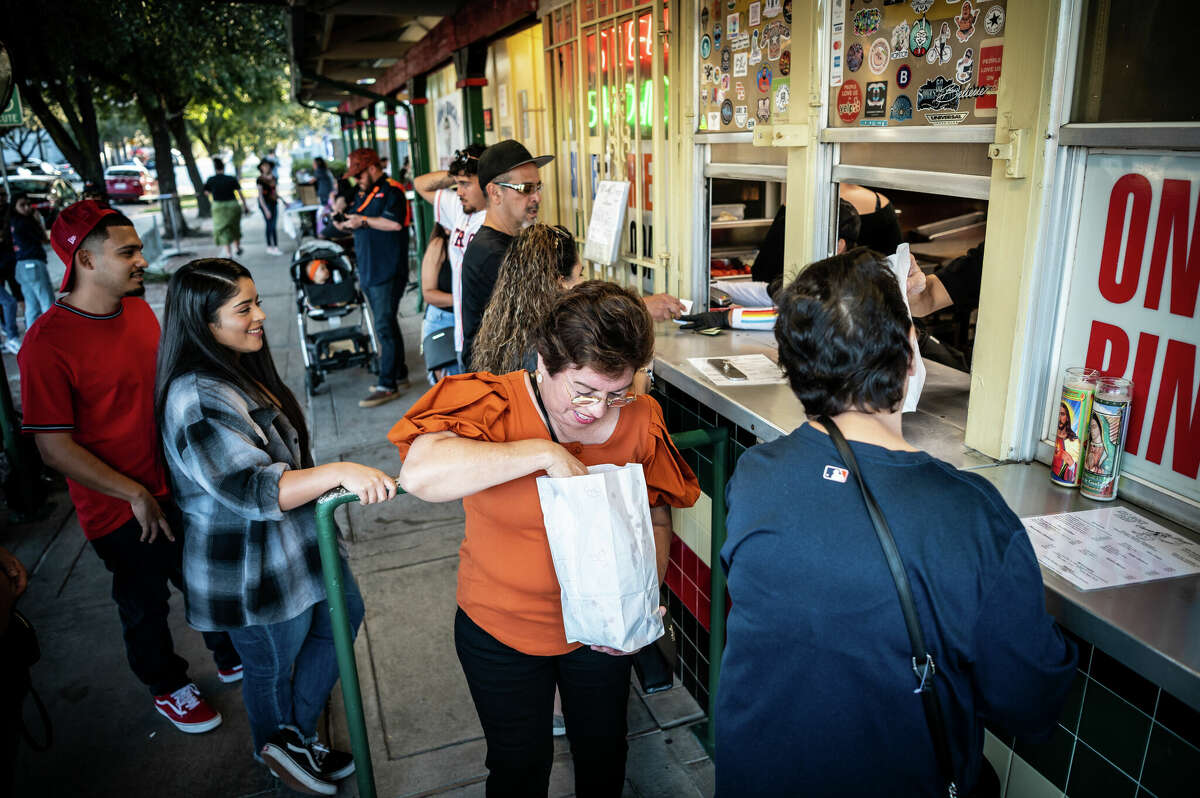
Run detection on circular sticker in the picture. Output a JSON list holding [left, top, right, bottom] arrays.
[[721, 48, 731, 73], [757, 65, 772, 93], [721, 99, 734, 125], [889, 95, 914, 121], [837, 80, 862, 123], [852, 7, 881, 37], [780, 49, 791, 76], [847, 42, 864, 72], [868, 38, 890, 74], [910, 16, 932, 57], [714, 23, 722, 48], [983, 4, 1005, 35], [897, 64, 912, 88], [775, 83, 791, 113], [700, 35, 712, 59]]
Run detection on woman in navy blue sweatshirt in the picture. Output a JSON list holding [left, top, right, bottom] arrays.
[[716, 249, 1077, 797]]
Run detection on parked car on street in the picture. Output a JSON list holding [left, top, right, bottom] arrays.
[[5, 159, 60, 177], [5, 175, 79, 225], [104, 163, 159, 202]]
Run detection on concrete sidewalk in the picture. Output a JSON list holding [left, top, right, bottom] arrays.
[[3, 209, 714, 797]]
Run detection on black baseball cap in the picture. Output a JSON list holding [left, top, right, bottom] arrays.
[[477, 139, 554, 191]]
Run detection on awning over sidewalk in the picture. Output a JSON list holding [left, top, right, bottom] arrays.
[[289, 0, 538, 110]]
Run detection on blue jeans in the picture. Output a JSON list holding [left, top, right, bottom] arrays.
[[15, 259, 54, 329], [261, 200, 278, 247], [363, 276, 408, 388], [0, 285, 17, 340], [225, 559, 364, 753]]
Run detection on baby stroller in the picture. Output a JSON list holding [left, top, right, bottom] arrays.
[[291, 240, 379, 395]]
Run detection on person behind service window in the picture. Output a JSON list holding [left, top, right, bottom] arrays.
[[716, 248, 1077, 797]]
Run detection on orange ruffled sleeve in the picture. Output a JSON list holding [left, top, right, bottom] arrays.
[[387, 373, 513, 459], [641, 397, 702, 509]]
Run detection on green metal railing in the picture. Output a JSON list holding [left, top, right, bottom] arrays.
[[313, 426, 730, 798]]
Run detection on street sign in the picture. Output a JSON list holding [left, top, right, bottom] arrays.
[[0, 88, 22, 128]]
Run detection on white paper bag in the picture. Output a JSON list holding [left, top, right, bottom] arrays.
[[535, 463, 665, 652]]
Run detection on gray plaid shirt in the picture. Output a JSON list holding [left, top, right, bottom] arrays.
[[162, 372, 330, 632]]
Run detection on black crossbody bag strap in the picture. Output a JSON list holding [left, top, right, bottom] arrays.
[[818, 416, 959, 798]]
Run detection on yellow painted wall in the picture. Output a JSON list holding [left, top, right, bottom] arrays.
[[964, 0, 1062, 459]]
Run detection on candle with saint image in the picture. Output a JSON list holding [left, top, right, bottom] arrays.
[[1080, 377, 1133, 501], [1050, 367, 1098, 487]]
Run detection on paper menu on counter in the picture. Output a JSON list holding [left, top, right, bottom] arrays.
[[687, 354, 787, 386], [1022, 507, 1200, 592]]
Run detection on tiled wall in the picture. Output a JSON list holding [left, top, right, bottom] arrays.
[[653, 378, 1199, 794], [989, 627, 1200, 798], [653, 380, 757, 711]]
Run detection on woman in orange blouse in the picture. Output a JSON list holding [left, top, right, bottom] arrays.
[[391, 281, 698, 797]]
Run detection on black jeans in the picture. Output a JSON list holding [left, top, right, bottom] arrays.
[[363, 273, 408, 387], [454, 608, 632, 798], [89, 504, 240, 696]]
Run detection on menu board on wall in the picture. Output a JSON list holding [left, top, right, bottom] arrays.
[[696, 0, 794, 133], [828, 0, 1007, 128]]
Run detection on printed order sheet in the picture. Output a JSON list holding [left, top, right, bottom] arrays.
[[687, 354, 787, 386], [1022, 507, 1200, 592]]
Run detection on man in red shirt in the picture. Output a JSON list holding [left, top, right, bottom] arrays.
[[17, 201, 240, 734]]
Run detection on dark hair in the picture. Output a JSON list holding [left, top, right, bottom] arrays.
[[837, 198, 861, 249], [449, 143, 486, 177], [257, 161, 272, 173], [534, 280, 653, 378], [212, 157, 225, 171], [314, 157, 327, 169], [155, 259, 312, 466], [774, 247, 913, 416], [80, 211, 136, 255]]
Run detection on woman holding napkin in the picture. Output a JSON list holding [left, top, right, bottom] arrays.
[[391, 280, 698, 798]]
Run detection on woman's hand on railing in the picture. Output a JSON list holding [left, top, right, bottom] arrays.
[[336, 463, 399, 505]]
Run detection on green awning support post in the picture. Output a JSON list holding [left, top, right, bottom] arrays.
[[314, 482, 399, 798], [386, 108, 400, 182]]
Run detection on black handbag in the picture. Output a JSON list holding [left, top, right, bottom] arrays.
[[633, 616, 678, 694], [819, 416, 962, 798]]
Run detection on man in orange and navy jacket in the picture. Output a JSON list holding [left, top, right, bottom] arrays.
[[335, 148, 413, 407]]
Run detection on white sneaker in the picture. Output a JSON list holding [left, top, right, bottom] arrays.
[[2, 339, 19, 355]]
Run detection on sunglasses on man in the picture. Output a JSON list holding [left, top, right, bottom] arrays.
[[494, 181, 544, 195]]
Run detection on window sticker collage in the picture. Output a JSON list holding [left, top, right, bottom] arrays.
[[697, 0, 794, 132], [829, 0, 1006, 128]]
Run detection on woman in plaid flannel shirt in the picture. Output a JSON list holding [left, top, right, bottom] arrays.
[[156, 258, 396, 796]]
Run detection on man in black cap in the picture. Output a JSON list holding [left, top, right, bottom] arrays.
[[459, 139, 553, 370]]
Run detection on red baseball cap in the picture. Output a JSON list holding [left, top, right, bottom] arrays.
[[51, 200, 120, 291], [346, 148, 382, 177]]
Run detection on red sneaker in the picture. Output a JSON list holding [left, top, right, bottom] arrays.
[[153, 683, 222, 733], [217, 664, 244, 683]]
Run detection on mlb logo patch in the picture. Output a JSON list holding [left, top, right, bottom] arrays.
[[823, 465, 849, 483]]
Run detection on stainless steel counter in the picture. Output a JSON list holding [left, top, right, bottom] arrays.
[[651, 324, 994, 470], [652, 323, 1200, 711]]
